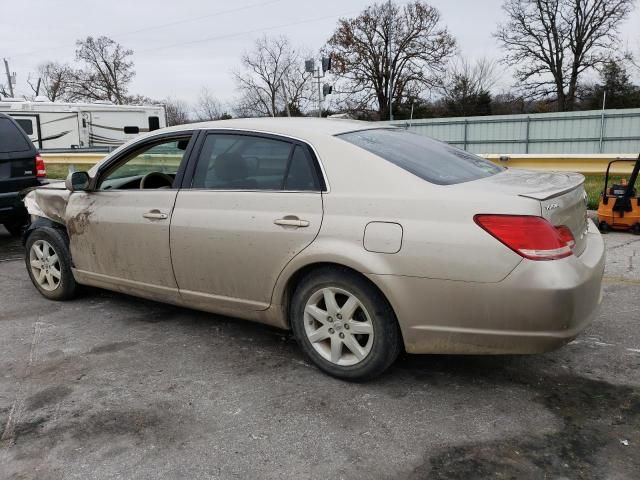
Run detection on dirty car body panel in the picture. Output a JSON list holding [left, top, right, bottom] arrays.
[[23, 118, 605, 358]]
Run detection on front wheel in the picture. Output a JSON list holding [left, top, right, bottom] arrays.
[[290, 267, 402, 381], [25, 227, 78, 301]]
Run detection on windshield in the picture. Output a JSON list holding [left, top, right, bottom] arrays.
[[337, 128, 503, 185]]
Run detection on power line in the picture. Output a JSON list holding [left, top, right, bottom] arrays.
[[111, 0, 284, 39], [137, 9, 365, 54], [136, 0, 412, 54], [9, 0, 284, 59]]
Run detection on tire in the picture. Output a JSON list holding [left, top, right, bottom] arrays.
[[633, 223, 640, 236], [25, 227, 77, 301], [290, 266, 402, 381], [598, 221, 610, 234], [3, 215, 28, 237], [3, 222, 24, 237]]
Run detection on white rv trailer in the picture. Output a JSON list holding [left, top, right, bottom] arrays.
[[0, 98, 166, 150]]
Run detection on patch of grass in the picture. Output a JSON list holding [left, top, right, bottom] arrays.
[[44, 164, 78, 180], [583, 175, 625, 210]]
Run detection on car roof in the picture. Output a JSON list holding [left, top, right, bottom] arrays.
[[160, 117, 386, 139]]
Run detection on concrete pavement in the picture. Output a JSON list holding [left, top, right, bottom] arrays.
[[1, 225, 638, 479]]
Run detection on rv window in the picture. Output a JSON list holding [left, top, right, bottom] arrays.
[[124, 126, 140, 134], [15, 119, 33, 135], [148, 116, 160, 131]]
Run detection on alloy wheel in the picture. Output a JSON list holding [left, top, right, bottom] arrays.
[[303, 287, 374, 366], [29, 239, 61, 291]]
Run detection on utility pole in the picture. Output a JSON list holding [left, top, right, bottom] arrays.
[[3, 58, 15, 97], [599, 90, 607, 153], [316, 66, 323, 118], [305, 57, 332, 118], [281, 79, 291, 117], [388, 0, 393, 121]]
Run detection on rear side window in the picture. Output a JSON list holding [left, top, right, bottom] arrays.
[[285, 146, 321, 191], [0, 117, 31, 153], [337, 129, 503, 185], [15, 119, 34, 135], [191, 134, 321, 191], [124, 126, 140, 134]]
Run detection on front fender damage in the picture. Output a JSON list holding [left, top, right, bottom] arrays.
[[23, 185, 71, 226]]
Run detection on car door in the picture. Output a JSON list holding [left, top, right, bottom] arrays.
[[170, 131, 325, 312], [64, 132, 196, 302]]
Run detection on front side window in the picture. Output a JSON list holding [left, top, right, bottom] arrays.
[[99, 136, 191, 190], [337, 128, 504, 185], [191, 134, 321, 191]]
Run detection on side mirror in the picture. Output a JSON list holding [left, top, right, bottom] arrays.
[[65, 171, 91, 192]]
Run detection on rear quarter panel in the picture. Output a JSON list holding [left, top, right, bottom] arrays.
[[272, 138, 539, 307]]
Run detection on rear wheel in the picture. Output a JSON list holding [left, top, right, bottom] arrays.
[[290, 267, 401, 381], [25, 228, 77, 301], [632, 223, 640, 235]]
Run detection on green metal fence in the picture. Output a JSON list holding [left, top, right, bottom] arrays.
[[381, 108, 640, 154]]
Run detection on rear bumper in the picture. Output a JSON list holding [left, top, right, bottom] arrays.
[[0, 179, 45, 223], [368, 219, 606, 354]]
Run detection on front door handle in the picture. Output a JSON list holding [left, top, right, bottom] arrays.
[[143, 210, 168, 220], [274, 217, 310, 228]]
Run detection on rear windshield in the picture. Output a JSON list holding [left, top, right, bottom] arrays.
[[337, 128, 503, 185], [0, 117, 32, 153]]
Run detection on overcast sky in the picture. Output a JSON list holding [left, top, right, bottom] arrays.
[[2, 0, 639, 108]]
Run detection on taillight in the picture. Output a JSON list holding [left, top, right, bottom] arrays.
[[35, 154, 46, 177], [474, 215, 574, 261], [555, 225, 576, 250]]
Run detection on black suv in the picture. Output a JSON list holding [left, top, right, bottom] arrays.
[[0, 113, 45, 236]]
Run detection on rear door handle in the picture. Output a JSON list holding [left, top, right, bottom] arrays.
[[274, 217, 310, 228], [143, 210, 168, 220]]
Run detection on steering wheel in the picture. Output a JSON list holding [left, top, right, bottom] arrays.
[[140, 172, 174, 189]]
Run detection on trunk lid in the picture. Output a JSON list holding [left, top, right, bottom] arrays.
[[477, 169, 589, 256]]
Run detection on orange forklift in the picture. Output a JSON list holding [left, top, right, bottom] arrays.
[[597, 155, 640, 234]]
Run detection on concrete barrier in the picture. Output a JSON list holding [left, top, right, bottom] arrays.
[[481, 154, 637, 175], [41, 152, 106, 166], [41, 152, 638, 176]]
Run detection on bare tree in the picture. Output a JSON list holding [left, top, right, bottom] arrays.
[[495, 0, 634, 111], [123, 93, 156, 105], [441, 57, 497, 97], [326, 1, 456, 119], [28, 62, 74, 101], [233, 35, 311, 117], [163, 97, 191, 126], [69, 36, 135, 104], [194, 88, 226, 121], [439, 57, 497, 115]]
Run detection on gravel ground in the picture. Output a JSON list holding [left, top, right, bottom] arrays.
[[0, 225, 638, 480]]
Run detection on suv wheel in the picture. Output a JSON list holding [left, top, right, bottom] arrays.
[[25, 227, 77, 301], [3, 217, 27, 237], [290, 266, 402, 381]]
